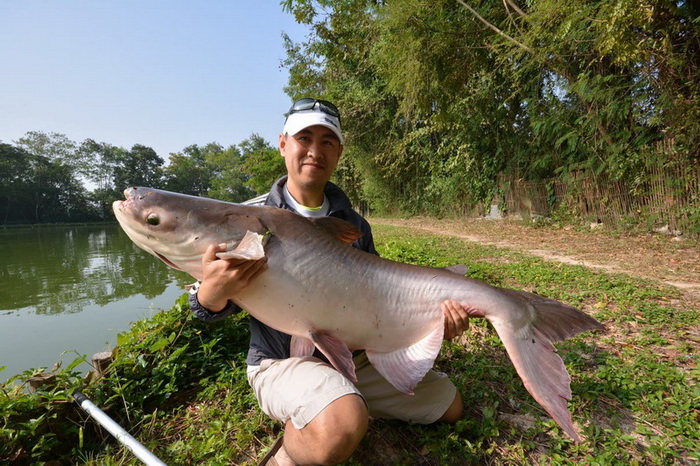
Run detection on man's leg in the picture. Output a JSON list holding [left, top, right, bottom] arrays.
[[273, 361, 462, 464], [437, 391, 464, 423], [248, 357, 368, 465], [275, 393, 368, 465]]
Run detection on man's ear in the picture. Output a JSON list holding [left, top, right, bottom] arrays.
[[278, 133, 287, 156]]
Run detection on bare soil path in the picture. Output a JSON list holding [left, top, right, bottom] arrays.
[[371, 217, 700, 295]]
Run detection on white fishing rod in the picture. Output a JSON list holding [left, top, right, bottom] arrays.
[[73, 390, 167, 466]]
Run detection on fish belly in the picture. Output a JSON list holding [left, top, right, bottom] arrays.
[[234, 248, 442, 353]]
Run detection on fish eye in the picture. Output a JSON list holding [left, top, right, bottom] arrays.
[[146, 213, 160, 226]]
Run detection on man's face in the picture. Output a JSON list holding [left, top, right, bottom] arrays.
[[279, 125, 343, 193]]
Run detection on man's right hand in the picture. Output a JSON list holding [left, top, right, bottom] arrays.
[[197, 243, 268, 312]]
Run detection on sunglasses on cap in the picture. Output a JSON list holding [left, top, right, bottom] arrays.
[[287, 98, 341, 122]]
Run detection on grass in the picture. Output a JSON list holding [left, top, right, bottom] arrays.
[[1, 223, 698, 464]]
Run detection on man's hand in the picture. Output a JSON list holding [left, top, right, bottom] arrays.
[[441, 300, 470, 340], [197, 243, 268, 312]]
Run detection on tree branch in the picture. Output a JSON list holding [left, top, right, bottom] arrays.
[[457, 0, 615, 148], [502, 0, 525, 35], [456, 0, 532, 53], [504, 0, 526, 18]]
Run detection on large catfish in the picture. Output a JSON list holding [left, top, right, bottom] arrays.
[[113, 187, 604, 441]]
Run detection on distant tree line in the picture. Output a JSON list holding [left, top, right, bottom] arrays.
[[0, 131, 285, 225], [280, 0, 700, 218]]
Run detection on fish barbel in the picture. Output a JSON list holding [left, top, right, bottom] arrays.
[[113, 187, 604, 441]]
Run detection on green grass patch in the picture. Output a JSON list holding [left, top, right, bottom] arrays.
[[2, 224, 698, 464]]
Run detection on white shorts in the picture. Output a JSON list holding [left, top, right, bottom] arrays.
[[247, 351, 457, 429]]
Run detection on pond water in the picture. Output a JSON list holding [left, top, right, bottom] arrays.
[[0, 224, 192, 382]]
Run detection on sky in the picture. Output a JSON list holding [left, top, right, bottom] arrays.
[[0, 1, 311, 159]]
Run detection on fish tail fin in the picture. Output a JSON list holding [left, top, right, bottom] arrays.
[[503, 289, 606, 342], [488, 289, 605, 442]]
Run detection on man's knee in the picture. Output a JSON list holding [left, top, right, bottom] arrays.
[[438, 391, 464, 423], [286, 394, 368, 464], [313, 394, 368, 462]]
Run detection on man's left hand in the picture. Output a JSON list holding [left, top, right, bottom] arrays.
[[441, 300, 470, 340]]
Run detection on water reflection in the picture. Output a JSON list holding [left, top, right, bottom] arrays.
[[0, 225, 193, 381], [0, 225, 191, 315]]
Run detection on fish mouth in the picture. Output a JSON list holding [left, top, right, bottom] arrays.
[[155, 252, 181, 270], [113, 197, 133, 215]]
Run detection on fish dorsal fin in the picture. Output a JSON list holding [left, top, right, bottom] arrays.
[[216, 230, 268, 260], [365, 324, 444, 394], [309, 217, 363, 245], [443, 264, 469, 276], [308, 331, 357, 382]]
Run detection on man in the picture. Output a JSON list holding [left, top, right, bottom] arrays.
[[190, 98, 471, 465]]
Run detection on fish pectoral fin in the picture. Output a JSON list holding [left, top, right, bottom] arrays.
[[290, 335, 315, 357], [310, 331, 357, 382], [308, 217, 363, 245], [366, 325, 444, 395], [216, 230, 266, 260]]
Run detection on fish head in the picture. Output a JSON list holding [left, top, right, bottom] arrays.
[[112, 187, 266, 280]]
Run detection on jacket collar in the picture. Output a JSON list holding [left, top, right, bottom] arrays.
[[266, 176, 353, 215]]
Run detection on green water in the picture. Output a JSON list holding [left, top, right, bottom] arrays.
[[0, 224, 192, 381]]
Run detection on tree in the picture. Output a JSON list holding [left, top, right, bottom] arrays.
[[0, 143, 33, 224], [280, 0, 700, 216], [9, 132, 99, 222], [239, 134, 285, 195], [207, 143, 256, 202], [163, 144, 216, 196], [15, 131, 79, 168], [114, 144, 165, 189], [79, 139, 125, 192]]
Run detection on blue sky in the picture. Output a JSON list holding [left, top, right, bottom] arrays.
[[0, 1, 310, 158]]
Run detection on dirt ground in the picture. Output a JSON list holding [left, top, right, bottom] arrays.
[[371, 216, 700, 297]]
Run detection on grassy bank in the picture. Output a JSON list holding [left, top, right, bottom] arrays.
[[2, 224, 698, 464]]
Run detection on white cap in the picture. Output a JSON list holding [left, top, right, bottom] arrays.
[[283, 109, 344, 145]]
